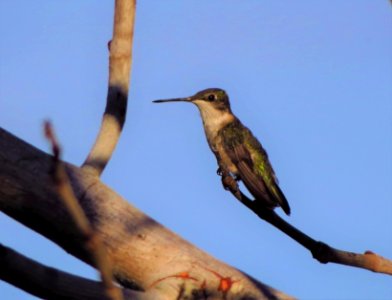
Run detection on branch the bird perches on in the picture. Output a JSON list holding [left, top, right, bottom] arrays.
[[221, 171, 392, 275]]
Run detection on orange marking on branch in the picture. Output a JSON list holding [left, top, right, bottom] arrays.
[[203, 267, 222, 279], [177, 271, 195, 280], [201, 266, 239, 293], [218, 277, 235, 293], [149, 271, 198, 288]]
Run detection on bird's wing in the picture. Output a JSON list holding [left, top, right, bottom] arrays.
[[221, 123, 291, 215], [228, 142, 279, 208]]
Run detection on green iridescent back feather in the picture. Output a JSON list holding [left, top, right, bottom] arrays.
[[220, 119, 290, 214]]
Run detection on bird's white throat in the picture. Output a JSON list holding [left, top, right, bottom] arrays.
[[194, 100, 234, 139]]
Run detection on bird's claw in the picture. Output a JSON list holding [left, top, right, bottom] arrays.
[[216, 167, 223, 176]]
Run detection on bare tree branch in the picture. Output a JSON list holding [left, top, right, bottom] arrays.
[[0, 244, 154, 300], [82, 0, 136, 176], [44, 121, 123, 300], [221, 174, 392, 275], [0, 127, 293, 300]]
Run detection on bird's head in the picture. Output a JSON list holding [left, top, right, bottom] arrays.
[[153, 88, 231, 113]]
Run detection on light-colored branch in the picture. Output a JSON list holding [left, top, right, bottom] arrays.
[[318, 248, 392, 275], [0, 127, 293, 300], [221, 174, 392, 276], [82, 0, 136, 176], [0, 244, 154, 300], [44, 121, 122, 300]]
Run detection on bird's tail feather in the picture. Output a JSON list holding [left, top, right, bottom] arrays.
[[274, 184, 291, 215]]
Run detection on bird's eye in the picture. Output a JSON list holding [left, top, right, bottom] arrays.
[[207, 94, 216, 101]]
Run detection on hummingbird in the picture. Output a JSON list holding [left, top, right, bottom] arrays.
[[153, 88, 291, 215]]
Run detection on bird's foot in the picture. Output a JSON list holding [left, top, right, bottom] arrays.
[[216, 167, 223, 176], [221, 174, 239, 193]]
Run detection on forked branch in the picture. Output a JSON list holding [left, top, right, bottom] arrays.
[[82, 0, 136, 176]]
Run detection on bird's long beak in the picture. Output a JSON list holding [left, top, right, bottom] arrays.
[[153, 97, 192, 104]]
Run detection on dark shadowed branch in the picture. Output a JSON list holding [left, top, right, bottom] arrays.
[[0, 244, 153, 300], [221, 173, 392, 275], [0, 127, 293, 300], [44, 121, 122, 300], [82, 0, 136, 176]]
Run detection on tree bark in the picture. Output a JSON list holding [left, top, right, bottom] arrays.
[[0, 127, 293, 300]]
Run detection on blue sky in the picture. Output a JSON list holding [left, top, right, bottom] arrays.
[[1, 1, 391, 299]]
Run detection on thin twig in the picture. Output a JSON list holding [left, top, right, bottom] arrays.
[[44, 121, 123, 300], [82, 0, 136, 176], [0, 244, 146, 300], [222, 174, 392, 275]]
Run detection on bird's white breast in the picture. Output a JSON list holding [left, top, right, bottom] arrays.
[[194, 101, 238, 173]]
